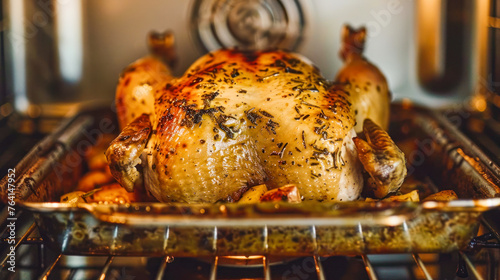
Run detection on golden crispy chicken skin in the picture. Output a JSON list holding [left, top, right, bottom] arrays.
[[115, 31, 176, 129], [335, 25, 391, 132], [108, 48, 365, 203], [353, 119, 406, 198], [106, 114, 151, 192]]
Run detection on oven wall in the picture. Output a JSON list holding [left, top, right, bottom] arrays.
[[2, 0, 490, 116]]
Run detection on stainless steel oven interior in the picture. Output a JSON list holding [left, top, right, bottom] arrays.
[[1, 0, 500, 279]]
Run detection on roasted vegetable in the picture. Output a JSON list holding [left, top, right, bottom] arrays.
[[238, 184, 268, 203], [423, 190, 458, 202], [260, 185, 302, 203], [383, 190, 419, 202], [90, 183, 137, 204], [77, 170, 114, 192], [60, 189, 101, 206]]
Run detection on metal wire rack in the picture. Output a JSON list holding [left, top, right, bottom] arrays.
[[0, 207, 498, 280]]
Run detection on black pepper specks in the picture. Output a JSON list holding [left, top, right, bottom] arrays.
[[285, 67, 303, 74], [266, 119, 279, 134], [278, 143, 288, 158], [231, 69, 240, 78], [302, 131, 306, 149], [190, 77, 204, 86], [259, 110, 274, 118], [245, 108, 262, 125]]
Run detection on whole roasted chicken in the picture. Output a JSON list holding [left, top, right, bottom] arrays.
[[106, 26, 406, 203]]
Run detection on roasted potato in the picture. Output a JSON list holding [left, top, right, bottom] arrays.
[[89, 183, 137, 204], [383, 190, 420, 202], [423, 190, 458, 202], [260, 185, 302, 203], [60, 189, 101, 206], [62, 183, 137, 205], [239, 184, 268, 203], [77, 170, 114, 192], [365, 190, 420, 202]]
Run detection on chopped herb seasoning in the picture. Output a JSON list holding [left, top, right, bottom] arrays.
[[278, 143, 288, 158], [231, 69, 240, 78], [302, 131, 306, 149], [259, 110, 274, 118]]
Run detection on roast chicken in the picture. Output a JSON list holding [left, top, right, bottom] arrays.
[[106, 26, 406, 203], [336, 26, 391, 132]]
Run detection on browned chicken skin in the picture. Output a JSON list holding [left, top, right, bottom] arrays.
[[335, 25, 391, 132], [353, 119, 407, 198], [106, 27, 406, 203], [108, 48, 363, 203], [106, 114, 151, 192], [115, 31, 176, 129]]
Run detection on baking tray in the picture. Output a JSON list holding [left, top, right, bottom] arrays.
[[2, 103, 500, 257]]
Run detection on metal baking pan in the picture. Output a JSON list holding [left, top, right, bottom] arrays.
[[2, 103, 500, 257]]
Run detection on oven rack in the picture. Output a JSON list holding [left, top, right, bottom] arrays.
[[0, 207, 498, 280]]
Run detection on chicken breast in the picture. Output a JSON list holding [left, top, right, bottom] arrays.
[[108, 49, 364, 203]]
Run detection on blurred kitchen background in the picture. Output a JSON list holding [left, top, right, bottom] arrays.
[[0, 0, 493, 118]]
